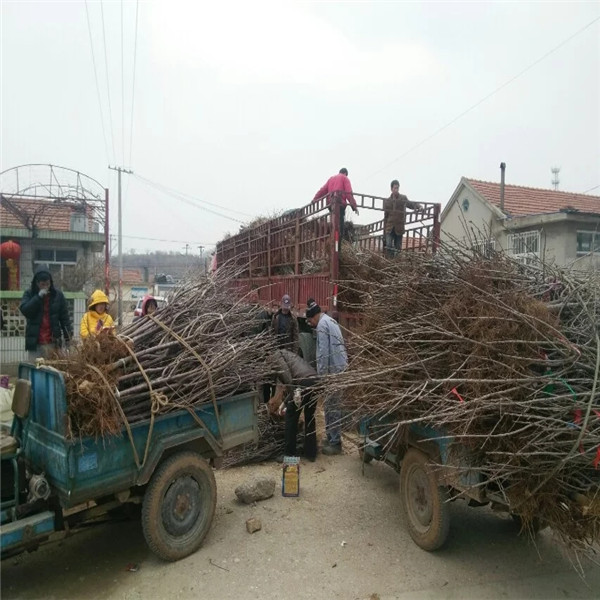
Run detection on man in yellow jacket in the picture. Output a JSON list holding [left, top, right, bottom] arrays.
[[80, 290, 115, 338]]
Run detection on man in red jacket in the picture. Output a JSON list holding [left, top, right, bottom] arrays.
[[313, 168, 359, 241]]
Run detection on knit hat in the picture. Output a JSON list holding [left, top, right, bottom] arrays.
[[305, 298, 321, 318]]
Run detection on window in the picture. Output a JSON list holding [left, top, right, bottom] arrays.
[[55, 249, 78, 263], [35, 248, 77, 264], [507, 231, 540, 265], [34, 248, 54, 262], [34, 248, 79, 289], [577, 231, 600, 255], [472, 239, 496, 257]]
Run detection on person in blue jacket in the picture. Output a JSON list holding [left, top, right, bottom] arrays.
[[305, 297, 348, 455]]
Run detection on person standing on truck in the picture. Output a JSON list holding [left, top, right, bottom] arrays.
[[305, 298, 348, 456], [271, 294, 299, 353], [383, 180, 424, 257], [19, 264, 72, 360], [80, 290, 114, 338], [268, 349, 318, 461], [313, 168, 359, 241]]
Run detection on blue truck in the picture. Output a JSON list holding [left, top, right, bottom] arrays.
[[1, 363, 258, 561]]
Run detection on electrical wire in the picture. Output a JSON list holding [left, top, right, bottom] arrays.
[[135, 174, 252, 221], [582, 184, 599, 194], [367, 15, 600, 179], [121, 233, 217, 245], [128, 0, 140, 168], [100, 0, 117, 163], [84, 0, 110, 164]]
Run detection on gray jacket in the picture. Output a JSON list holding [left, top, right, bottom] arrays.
[[316, 313, 348, 375], [271, 349, 317, 385]]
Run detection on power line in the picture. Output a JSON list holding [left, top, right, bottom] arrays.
[[83, 0, 110, 164], [367, 15, 600, 179], [100, 0, 117, 163], [121, 233, 217, 245], [582, 184, 600, 194], [128, 0, 140, 168], [135, 174, 250, 222], [120, 0, 125, 166]]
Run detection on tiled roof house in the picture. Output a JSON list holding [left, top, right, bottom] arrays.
[[0, 194, 105, 291], [441, 176, 600, 270]]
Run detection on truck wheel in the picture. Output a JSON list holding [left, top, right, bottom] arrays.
[[142, 451, 217, 561], [400, 448, 450, 551]]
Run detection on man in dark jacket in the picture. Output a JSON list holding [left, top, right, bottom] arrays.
[[19, 264, 72, 360], [383, 180, 423, 257], [271, 294, 299, 353], [269, 349, 318, 461]]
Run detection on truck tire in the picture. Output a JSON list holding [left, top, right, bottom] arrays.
[[142, 451, 216, 561], [298, 332, 316, 368], [400, 448, 450, 551]]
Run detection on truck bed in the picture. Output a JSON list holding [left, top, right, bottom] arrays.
[[216, 192, 440, 317], [19, 364, 258, 507]]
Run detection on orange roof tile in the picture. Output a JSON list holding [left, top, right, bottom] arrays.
[[466, 179, 600, 217], [109, 268, 144, 286], [0, 197, 96, 231]]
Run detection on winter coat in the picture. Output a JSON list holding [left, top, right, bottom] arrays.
[[383, 192, 421, 235], [315, 313, 348, 376], [271, 349, 317, 385], [271, 309, 299, 353], [80, 290, 114, 338], [19, 265, 72, 351], [80, 311, 115, 338]]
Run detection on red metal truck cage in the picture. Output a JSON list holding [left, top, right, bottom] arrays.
[[216, 192, 441, 324]]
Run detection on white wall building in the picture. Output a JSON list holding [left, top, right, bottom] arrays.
[[441, 177, 600, 271]]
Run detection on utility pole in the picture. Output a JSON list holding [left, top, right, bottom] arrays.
[[198, 245, 204, 275], [108, 165, 133, 327]]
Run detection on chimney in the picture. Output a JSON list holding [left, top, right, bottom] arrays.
[[500, 162, 506, 213]]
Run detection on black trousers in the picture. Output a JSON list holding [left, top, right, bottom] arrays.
[[329, 203, 347, 241], [284, 381, 317, 459]]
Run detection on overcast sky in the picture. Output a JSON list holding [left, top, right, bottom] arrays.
[[1, 1, 599, 254]]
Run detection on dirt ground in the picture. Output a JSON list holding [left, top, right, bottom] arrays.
[[2, 435, 600, 600]]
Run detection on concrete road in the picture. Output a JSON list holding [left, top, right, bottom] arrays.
[[2, 452, 599, 600]]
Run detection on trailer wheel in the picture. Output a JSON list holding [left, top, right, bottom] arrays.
[[142, 451, 216, 561], [400, 448, 450, 551]]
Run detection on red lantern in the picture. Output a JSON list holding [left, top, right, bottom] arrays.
[[0, 240, 21, 260], [0, 240, 21, 290]]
